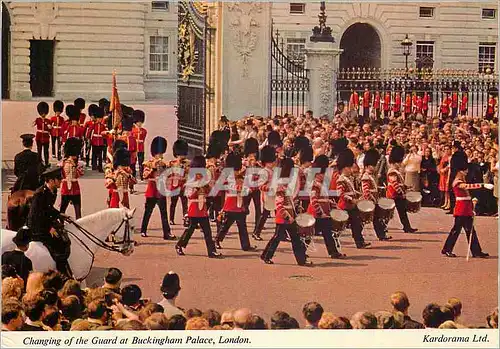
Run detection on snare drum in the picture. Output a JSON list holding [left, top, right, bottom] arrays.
[[296, 213, 315, 238], [330, 209, 349, 233], [357, 200, 375, 224], [406, 191, 422, 213], [376, 197, 396, 221]]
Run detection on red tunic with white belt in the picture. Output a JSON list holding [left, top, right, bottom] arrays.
[[452, 178, 481, 217], [423, 93, 429, 111], [276, 186, 295, 224], [143, 159, 165, 198], [349, 92, 359, 111], [404, 95, 412, 114], [386, 166, 406, 199], [90, 122, 107, 147], [362, 91, 371, 108], [336, 174, 358, 210], [186, 185, 210, 218], [393, 95, 401, 113], [132, 126, 147, 153], [383, 94, 391, 112], [223, 171, 246, 213], [460, 95, 468, 113], [34, 117, 51, 143], [50, 115, 64, 137], [65, 123, 84, 140], [61, 158, 84, 196], [373, 94, 381, 111], [361, 171, 379, 203], [84, 120, 94, 141], [307, 173, 336, 218]]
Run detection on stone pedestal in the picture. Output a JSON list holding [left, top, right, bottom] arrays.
[[305, 42, 342, 118], [221, 2, 271, 120]]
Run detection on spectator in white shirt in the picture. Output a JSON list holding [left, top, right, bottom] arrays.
[[403, 145, 422, 191]]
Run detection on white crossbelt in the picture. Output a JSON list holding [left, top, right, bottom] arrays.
[[62, 179, 78, 182], [456, 197, 471, 201]]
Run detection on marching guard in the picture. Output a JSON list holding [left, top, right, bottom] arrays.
[[74, 98, 87, 159], [261, 158, 310, 266], [90, 106, 107, 172], [50, 100, 65, 161], [175, 155, 222, 259], [111, 148, 136, 209], [362, 149, 392, 241], [83, 105, 97, 168], [34, 101, 52, 167], [140, 136, 175, 240], [119, 116, 138, 194], [64, 105, 84, 141], [243, 137, 262, 227], [132, 110, 147, 181], [60, 138, 84, 220], [168, 140, 190, 226], [298, 145, 314, 213], [104, 140, 127, 208], [206, 132, 226, 225], [441, 153, 489, 258]]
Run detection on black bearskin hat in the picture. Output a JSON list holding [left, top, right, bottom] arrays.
[[53, 100, 64, 113], [74, 98, 85, 110], [88, 104, 99, 117], [94, 107, 105, 119], [151, 136, 167, 156], [244, 137, 259, 157], [267, 131, 282, 148], [389, 145, 405, 164], [225, 152, 242, 171], [65, 105, 79, 121], [299, 146, 314, 164], [133, 110, 145, 124], [37, 102, 49, 116], [294, 136, 310, 154], [113, 140, 128, 153], [331, 138, 349, 155], [279, 157, 295, 178], [363, 148, 380, 168], [451, 150, 469, 172], [260, 145, 277, 164], [121, 116, 134, 132], [121, 104, 134, 118], [98, 98, 109, 109], [173, 139, 189, 157], [113, 148, 130, 168], [313, 154, 330, 171], [64, 137, 83, 157], [337, 149, 355, 171], [191, 155, 206, 168], [206, 141, 224, 159]]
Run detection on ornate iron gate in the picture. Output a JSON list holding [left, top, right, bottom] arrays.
[[336, 68, 498, 118], [177, 1, 211, 154], [269, 21, 310, 117]]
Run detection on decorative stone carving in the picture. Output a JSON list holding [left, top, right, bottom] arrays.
[[319, 62, 334, 116], [226, 3, 263, 77], [32, 3, 58, 39]]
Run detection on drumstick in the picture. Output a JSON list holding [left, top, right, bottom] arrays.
[[466, 198, 478, 262]]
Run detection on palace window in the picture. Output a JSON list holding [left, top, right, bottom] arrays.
[[479, 43, 496, 72], [419, 7, 434, 18], [416, 41, 434, 69], [287, 38, 306, 65], [152, 1, 169, 11], [290, 3, 306, 14], [149, 36, 169, 72], [482, 8, 496, 19]]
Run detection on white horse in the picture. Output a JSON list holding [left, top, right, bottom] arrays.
[[1, 208, 136, 282]]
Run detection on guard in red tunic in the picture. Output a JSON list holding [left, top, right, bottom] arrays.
[[412, 93, 418, 114], [439, 92, 451, 119], [50, 100, 65, 161], [175, 155, 222, 259], [74, 98, 87, 159], [90, 107, 107, 172], [422, 92, 430, 117], [387, 144, 417, 233], [382, 91, 391, 121], [139, 136, 175, 240], [336, 149, 370, 249], [206, 132, 226, 225], [104, 140, 127, 208], [34, 102, 52, 167], [361, 88, 371, 125], [112, 148, 136, 209], [83, 104, 97, 168], [261, 158, 310, 266], [349, 89, 359, 112], [441, 153, 489, 258], [298, 145, 314, 212], [362, 149, 391, 241], [485, 94, 497, 121], [60, 138, 84, 219], [242, 137, 261, 227], [120, 116, 138, 193], [451, 91, 459, 118], [64, 105, 84, 142], [460, 91, 468, 116], [215, 152, 255, 251], [167, 140, 190, 226], [132, 110, 147, 181], [307, 155, 344, 258], [404, 93, 412, 119], [373, 91, 381, 120], [393, 92, 402, 118]]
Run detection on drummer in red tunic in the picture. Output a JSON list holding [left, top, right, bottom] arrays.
[[261, 158, 310, 266], [441, 153, 489, 258], [112, 148, 136, 209], [175, 155, 222, 259], [362, 148, 392, 241], [60, 138, 84, 219]]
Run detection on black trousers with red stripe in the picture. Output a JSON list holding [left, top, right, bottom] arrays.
[[261, 223, 306, 264], [177, 217, 217, 256], [443, 216, 484, 255], [215, 212, 251, 250]]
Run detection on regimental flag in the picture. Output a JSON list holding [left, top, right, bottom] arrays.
[[109, 70, 123, 129]]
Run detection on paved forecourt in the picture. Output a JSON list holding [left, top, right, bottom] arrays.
[[1, 101, 497, 327]]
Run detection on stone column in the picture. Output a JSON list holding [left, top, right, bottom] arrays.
[[305, 42, 342, 118], [221, 2, 271, 120]]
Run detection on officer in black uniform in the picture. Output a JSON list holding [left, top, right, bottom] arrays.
[[12, 134, 44, 193], [1, 227, 33, 285], [27, 166, 72, 278]]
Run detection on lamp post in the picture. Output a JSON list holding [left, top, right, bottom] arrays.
[[310, 1, 335, 43], [401, 34, 413, 77]]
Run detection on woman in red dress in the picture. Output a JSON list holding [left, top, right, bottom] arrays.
[[438, 144, 452, 210]]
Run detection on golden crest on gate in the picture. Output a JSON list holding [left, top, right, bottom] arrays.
[[178, 19, 198, 83]]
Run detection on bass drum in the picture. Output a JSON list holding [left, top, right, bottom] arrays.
[[357, 200, 375, 224], [406, 191, 422, 213], [330, 209, 349, 233], [295, 213, 315, 238], [376, 197, 395, 221]]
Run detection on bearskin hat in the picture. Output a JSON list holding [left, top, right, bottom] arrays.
[[337, 149, 355, 171], [94, 107, 105, 119], [37, 102, 49, 116], [363, 148, 380, 168], [279, 157, 295, 178], [98, 98, 109, 109], [299, 146, 314, 164], [53, 100, 64, 113], [88, 104, 99, 117], [65, 105, 79, 121], [74, 98, 85, 110], [121, 116, 134, 132], [389, 145, 405, 164], [225, 152, 242, 171], [113, 148, 130, 168], [191, 155, 206, 169], [313, 154, 330, 171], [133, 110, 145, 124], [331, 138, 349, 155], [151, 136, 167, 156], [113, 140, 128, 153], [173, 139, 189, 157], [267, 131, 282, 148], [451, 150, 469, 172], [244, 137, 259, 157], [206, 141, 224, 159], [294, 136, 310, 154], [64, 137, 83, 157], [260, 145, 277, 164]]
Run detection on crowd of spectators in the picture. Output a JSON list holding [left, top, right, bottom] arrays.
[[2, 266, 498, 331]]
